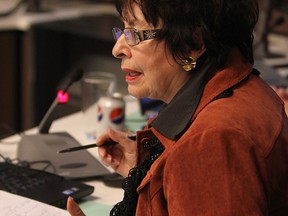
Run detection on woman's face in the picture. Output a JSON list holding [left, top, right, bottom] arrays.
[[112, 4, 190, 103]]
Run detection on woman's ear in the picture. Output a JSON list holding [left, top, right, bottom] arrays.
[[189, 45, 206, 61], [189, 27, 206, 60]]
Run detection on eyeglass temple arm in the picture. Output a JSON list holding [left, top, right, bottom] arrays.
[[137, 31, 145, 41]]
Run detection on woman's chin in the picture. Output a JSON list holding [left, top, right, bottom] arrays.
[[127, 87, 147, 99]]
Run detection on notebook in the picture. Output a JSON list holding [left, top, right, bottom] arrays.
[[0, 162, 94, 208]]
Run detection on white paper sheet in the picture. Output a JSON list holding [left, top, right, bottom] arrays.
[[0, 190, 70, 216]]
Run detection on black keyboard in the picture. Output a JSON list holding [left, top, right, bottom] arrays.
[[0, 162, 62, 194], [0, 162, 94, 208]]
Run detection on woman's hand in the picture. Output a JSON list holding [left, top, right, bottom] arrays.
[[66, 197, 85, 216], [97, 129, 137, 177]]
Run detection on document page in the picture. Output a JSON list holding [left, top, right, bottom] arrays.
[[0, 190, 70, 216]]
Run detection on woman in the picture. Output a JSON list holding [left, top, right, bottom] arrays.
[[68, 0, 288, 215]]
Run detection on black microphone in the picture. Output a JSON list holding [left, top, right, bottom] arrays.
[[62, 69, 84, 94], [38, 69, 84, 134]]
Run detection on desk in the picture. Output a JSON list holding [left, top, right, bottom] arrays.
[[0, 96, 146, 215]]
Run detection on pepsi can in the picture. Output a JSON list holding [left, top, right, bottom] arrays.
[[95, 93, 126, 136]]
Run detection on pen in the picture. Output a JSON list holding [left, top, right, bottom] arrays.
[[57, 136, 136, 154]]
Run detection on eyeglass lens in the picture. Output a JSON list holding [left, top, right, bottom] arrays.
[[112, 28, 139, 46], [124, 29, 139, 45], [112, 27, 123, 41]]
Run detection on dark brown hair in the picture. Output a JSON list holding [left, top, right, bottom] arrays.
[[115, 0, 259, 68]]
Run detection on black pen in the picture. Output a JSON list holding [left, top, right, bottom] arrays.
[[57, 136, 136, 154]]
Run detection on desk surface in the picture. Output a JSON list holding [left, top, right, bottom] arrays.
[[0, 96, 145, 215], [0, 113, 124, 215]]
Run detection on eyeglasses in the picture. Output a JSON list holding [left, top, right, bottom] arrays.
[[112, 27, 160, 46]]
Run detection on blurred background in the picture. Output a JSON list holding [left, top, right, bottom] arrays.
[[0, 0, 287, 138]]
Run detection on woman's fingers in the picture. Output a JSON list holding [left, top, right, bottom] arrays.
[[96, 129, 137, 176], [66, 197, 85, 216], [108, 129, 136, 153]]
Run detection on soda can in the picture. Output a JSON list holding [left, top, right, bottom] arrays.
[[95, 93, 126, 137]]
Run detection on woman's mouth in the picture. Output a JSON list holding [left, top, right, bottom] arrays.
[[128, 71, 141, 77], [123, 69, 142, 81]]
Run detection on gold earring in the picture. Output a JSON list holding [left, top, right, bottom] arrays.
[[181, 57, 196, 71]]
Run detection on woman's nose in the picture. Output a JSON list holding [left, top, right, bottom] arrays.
[[112, 35, 131, 59]]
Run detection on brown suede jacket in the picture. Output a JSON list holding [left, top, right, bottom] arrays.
[[134, 50, 288, 215]]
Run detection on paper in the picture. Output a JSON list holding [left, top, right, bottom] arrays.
[[0, 190, 70, 216]]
